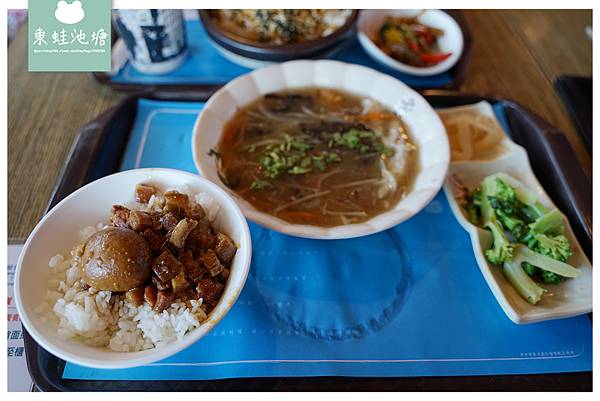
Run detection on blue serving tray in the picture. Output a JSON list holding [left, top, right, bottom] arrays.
[[97, 15, 469, 91], [61, 99, 592, 381]]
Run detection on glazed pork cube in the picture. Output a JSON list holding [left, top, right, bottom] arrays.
[[169, 218, 199, 248], [164, 191, 189, 213], [154, 290, 175, 313], [171, 271, 191, 293], [201, 249, 224, 277], [125, 287, 145, 307], [187, 226, 217, 250], [195, 217, 211, 232], [144, 285, 157, 308], [150, 212, 163, 230], [135, 184, 156, 204], [196, 278, 224, 306], [186, 203, 206, 221], [160, 241, 180, 257], [128, 210, 154, 232], [152, 250, 183, 282], [214, 232, 237, 264], [160, 212, 180, 232], [152, 275, 171, 291], [180, 250, 206, 283], [217, 268, 230, 283], [110, 205, 130, 228], [142, 229, 165, 252]]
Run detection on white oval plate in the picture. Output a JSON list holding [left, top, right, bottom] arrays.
[[357, 9, 464, 76], [14, 168, 252, 369], [192, 59, 450, 239], [441, 102, 592, 324]]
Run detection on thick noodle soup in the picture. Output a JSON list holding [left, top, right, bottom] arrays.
[[215, 88, 419, 227]]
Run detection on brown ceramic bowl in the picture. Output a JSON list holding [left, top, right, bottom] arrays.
[[199, 10, 359, 62]]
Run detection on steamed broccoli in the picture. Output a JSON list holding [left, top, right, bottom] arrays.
[[521, 261, 537, 276], [518, 208, 572, 283], [503, 245, 580, 304], [520, 232, 572, 284], [526, 233, 572, 262], [518, 201, 549, 223], [503, 257, 546, 305], [529, 209, 564, 235], [485, 219, 514, 264], [487, 178, 517, 215], [481, 178, 513, 265], [511, 245, 579, 278], [540, 270, 567, 284], [461, 173, 579, 304], [495, 209, 526, 240], [480, 177, 514, 265], [477, 177, 526, 240]]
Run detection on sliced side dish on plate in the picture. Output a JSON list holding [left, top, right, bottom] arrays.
[[437, 101, 510, 161], [357, 10, 463, 76], [36, 183, 236, 352], [375, 15, 451, 67], [440, 101, 592, 324]]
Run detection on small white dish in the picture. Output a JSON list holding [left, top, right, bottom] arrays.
[[14, 168, 252, 369], [192, 59, 450, 239], [357, 9, 463, 76], [441, 102, 592, 324]]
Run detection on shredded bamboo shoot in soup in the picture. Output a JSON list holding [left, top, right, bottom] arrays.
[[214, 88, 419, 226]]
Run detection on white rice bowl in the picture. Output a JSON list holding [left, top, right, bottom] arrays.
[[35, 187, 221, 352], [14, 168, 252, 369]]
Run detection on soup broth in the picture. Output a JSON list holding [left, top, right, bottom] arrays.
[[215, 88, 419, 227]]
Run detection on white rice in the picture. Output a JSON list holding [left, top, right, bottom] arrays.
[[36, 189, 217, 352]]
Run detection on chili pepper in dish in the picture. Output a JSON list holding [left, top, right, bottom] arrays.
[[375, 16, 451, 67]]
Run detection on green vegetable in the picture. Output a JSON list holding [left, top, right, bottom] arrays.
[[540, 270, 567, 284], [331, 129, 393, 156], [503, 256, 546, 305], [525, 233, 572, 263], [463, 173, 579, 304], [248, 129, 393, 188], [518, 201, 549, 223], [518, 244, 579, 278], [326, 152, 341, 163], [529, 209, 563, 234], [484, 219, 514, 265], [522, 262, 537, 276], [519, 208, 571, 283], [481, 177, 514, 265], [496, 209, 525, 240], [250, 180, 270, 190], [489, 177, 517, 215], [503, 244, 580, 304]]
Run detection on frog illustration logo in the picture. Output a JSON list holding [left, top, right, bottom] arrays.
[[54, 1, 85, 25]]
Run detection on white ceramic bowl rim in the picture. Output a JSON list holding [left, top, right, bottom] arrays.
[[14, 168, 252, 369], [192, 59, 450, 239]]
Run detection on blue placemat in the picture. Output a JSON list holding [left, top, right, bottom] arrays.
[[63, 99, 592, 380], [111, 17, 453, 89]]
